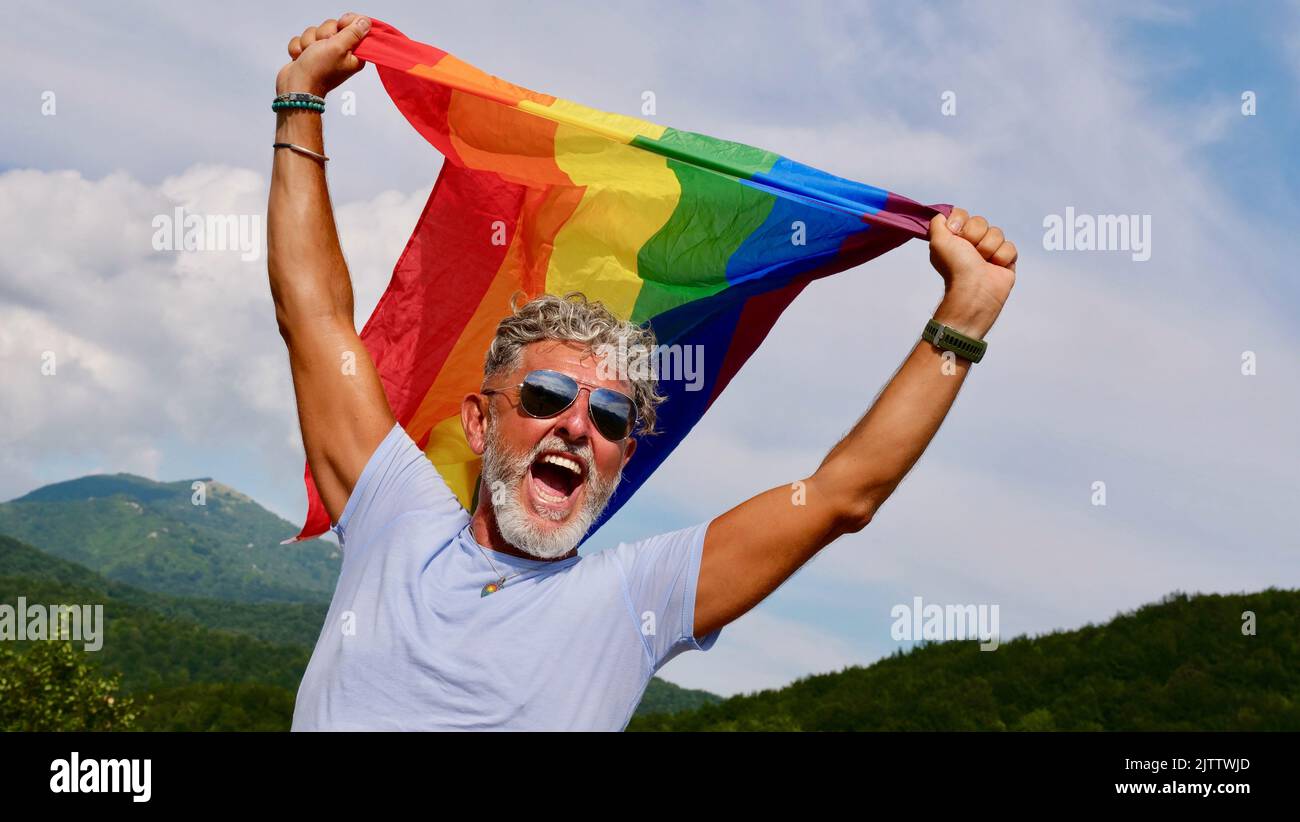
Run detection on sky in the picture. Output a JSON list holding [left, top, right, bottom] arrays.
[[1, 0, 1298, 697]]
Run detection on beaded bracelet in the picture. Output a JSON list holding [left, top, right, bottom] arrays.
[[273, 101, 324, 113], [272, 92, 326, 113]]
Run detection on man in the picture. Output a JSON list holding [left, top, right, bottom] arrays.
[[271, 15, 1017, 731]]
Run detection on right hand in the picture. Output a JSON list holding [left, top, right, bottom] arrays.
[[927, 208, 1017, 338], [276, 14, 372, 98]]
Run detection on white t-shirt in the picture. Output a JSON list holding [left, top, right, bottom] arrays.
[[291, 423, 720, 730]]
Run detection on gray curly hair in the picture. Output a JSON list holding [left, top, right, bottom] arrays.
[[483, 292, 666, 437]]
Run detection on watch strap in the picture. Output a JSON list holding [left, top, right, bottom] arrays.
[[922, 318, 987, 363]]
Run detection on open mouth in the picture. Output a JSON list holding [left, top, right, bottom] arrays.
[[526, 451, 587, 514]]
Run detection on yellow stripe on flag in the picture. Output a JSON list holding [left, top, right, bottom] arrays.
[[424, 414, 482, 510], [543, 101, 679, 318]]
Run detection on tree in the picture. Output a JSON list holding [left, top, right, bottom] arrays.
[[0, 641, 137, 731]]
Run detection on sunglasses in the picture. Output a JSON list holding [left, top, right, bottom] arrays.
[[482, 369, 638, 442]]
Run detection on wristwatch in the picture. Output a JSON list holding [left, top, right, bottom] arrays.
[[922, 318, 987, 363]]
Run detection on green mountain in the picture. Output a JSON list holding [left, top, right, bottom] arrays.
[[0, 534, 326, 647], [630, 589, 1300, 731], [638, 677, 722, 716], [0, 578, 310, 694], [0, 473, 339, 603]]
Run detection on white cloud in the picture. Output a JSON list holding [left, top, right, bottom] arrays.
[[0, 165, 427, 520]]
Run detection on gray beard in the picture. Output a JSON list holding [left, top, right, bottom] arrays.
[[479, 421, 621, 559]]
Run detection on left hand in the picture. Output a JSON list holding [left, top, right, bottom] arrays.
[[928, 208, 1017, 338], [277, 13, 372, 98]]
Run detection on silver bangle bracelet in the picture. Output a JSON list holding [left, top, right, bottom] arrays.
[[272, 142, 329, 163]]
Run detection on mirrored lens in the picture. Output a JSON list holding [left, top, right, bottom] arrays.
[[519, 370, 579, 418], [590, 388, 636, 441]]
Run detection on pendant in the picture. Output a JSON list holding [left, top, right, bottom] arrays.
[[481, 578, 506, 597]]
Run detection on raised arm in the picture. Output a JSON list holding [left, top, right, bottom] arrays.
[[694, 209, 1018, 637], [268, 14, 394, 522]]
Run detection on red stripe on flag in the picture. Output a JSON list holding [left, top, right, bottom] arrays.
[[293, 163, 530, 541], [354, 20, 447, 73]]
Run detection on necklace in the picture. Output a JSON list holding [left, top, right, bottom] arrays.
[[473, 542, 551, 597]]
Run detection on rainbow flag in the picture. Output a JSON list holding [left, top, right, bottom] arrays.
[[292, 19, 946, 542]]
